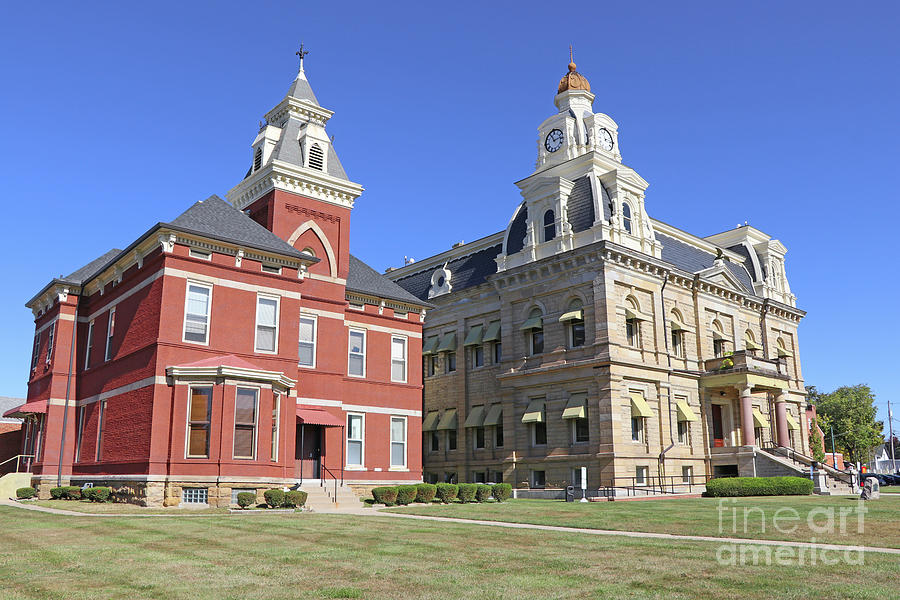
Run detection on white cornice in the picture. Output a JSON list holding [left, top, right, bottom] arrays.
[[227, 160, 364, 211], [166, 364, 297, 389], [385, 231, 506, 281], [652, 220, 745, 263]]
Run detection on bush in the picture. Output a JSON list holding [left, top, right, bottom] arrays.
[[435, 483, 458, 504], [16, 487, 36, 499], [457, 483, 477, 503], [492, 483, 512, 502], [236, 492, 256, 509], [64, 486, 82, 500], [83, 487, 111, 502], [396, 485, 418, 506], [372, 486, 399, 506], [475, 484, 493, 503], [415, 483, 437, 503], [704, 476, 814, 498], [264, 489, 285, 508], [50, 487, 66, 500], [283, 490, 307, 508]]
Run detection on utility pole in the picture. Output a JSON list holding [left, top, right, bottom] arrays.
[[830, 425, 837, 467], [889, 399, 896, 472]]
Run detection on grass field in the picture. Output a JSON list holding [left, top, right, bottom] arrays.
[[29, 499, 230, 514], [0, 507, 897, 600], [387, 495, 900, 548]]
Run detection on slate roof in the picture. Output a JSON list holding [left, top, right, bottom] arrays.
[[347, 254, 429, 306], [567, 175, 595, 233], [657, 232, 755, 291], [268, 116, 349, 181], [726, 243, 760, 282], [506, 204, 528, 255], [0, 396, 24, 423], [391, 243, 503, 302], [287, 72, 320, 106], [64, 248, 123, 284]]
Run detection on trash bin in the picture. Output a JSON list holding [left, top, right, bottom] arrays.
[[565, 485, 575, 502]]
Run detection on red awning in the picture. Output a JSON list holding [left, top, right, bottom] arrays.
[[296, 407, 344, 427], [3, 400, 47, 418]]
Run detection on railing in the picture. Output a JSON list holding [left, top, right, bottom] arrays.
[[321, 465, 339, 503], [600, 474, 711, 498], [760, 444, 854, 485], [0, 454, 35, 474], [704, 350, 788, 377]]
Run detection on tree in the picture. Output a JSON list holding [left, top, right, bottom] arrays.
[[808, 417, 825, 463], [815, 384, 883, 464]]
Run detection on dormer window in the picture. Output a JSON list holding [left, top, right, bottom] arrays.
[[308, 143, 324, 171], [253, 147, 262, 171], [622, 203, 633, 234], [543, 210, 556, 242]]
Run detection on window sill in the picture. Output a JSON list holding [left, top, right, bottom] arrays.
[[344, 465, 366, 471], [389, 467, 409, 472]]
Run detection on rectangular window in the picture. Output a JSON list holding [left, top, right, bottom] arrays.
[[445, 352, 456, 373], [31, 333, 40, 369], [430, 430, 439, 452], [84, 320, 94, 369], [474, 426, 485, 449], [255, 296, 279, 353], [473, 471, 486, 484], [493, 342, 502, 364], [347, 413, 364, 466], [444, 472, 457, 484], [531, 470, 546, 489], [682, 465, 694, 484], [74, 406, 85, 463], [182, 488, 208, 504], [626, 318, 640, 348], [494, 471, 504, 484], [473, 345, 484, 368], [570, 320, 586, 348], [45, 323, 55, 364], [348, 329, 366, 377], [298, 315, 316, 367], [189, 248, 211, 260], [678, 420, 689, 444], [261, 264, 282, 274], [390, 416, 407, 468], [96, 400, 107, 461], [447, 429, 457, 451], [391, 336, 407, 383], [105, 308, 116, 361], [183, 283, 212, 344], [572, 467, 583, 488], [574, 417, 589, 443], [713, 339, 725, 358], [233, 388, 258, 459], [532, 421, 547, 446], [187, 387, 212, 458], [271, 393, 280, 461], [631, 416, 644, 442], [672, 330, 684, 358], [427, 355, 437, 377], [495, 422, 504, 447], [531, 330, 544, 355], [636, 466, 649, 485]]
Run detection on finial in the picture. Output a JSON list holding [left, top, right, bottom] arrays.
[[568, 44, 576, 71], [296, 42, 309, 71]]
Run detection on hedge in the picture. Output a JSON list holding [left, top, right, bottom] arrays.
[[396, 485, 418, 506], [704, 476, 814, 497], [435, 483, 458, 504], [415, 483, 437, 503], [475, 484, 493, 503], [236, 492, 256, 509], [372, 486, 399, 506], [457, 483, 477, 503], [283, 490, 307, 508], [16, 487, 36, 499], [64, 486, 82, 500], [264, 489, 285, 508], [50, 487, 66, 500], [492, 483, 512, 502], [83, 487, 111, 502]]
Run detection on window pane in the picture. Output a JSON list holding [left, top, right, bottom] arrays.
[[188, 427, 209, 457], [348, 415, 362, 440], [391, 338, 406, 360], [257, 297, 277, 327], [347, 439, 362, 465], [256, 326, 276, 352], [190, 388, 211, 422], [187, 286, 209, 316], [391, 442, 405, 466], [392, 361, 405, 381], [349, 331, 364, 354], [235, 389, 257, 424], [391, 418, 405, 442], [299, 317, 315, 342], [234, 427, 254, 458], [299, 343, 315, 366], [349, 354, 364, 376]]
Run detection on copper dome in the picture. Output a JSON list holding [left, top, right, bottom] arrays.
[[558, 61, 591, 94]]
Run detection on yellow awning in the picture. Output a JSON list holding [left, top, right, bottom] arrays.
[[562, 394, 587, 419], [463, 405, 486, 428], [745, 338, 763, 351], [752, 408, 768, 429], [482, 321, 501, 342], [422, 336, 440, 355], [712, 330, 733, 342], [436, 409, 457, 431], [483, 404, 503, 426], [625, 307, 650, 321], [777, 347, 793, 358], [521, 399, 545, 423], [422, 411, 440, 431], [670, 318, 694, 333], [559, 309, 584, 323], [630, 392, 653, 418], [463, 325, 484, 347], [436, 332, 457, 353], [676, 399, 699, 422], [520, 315, 543, 330], [786, 414, 800, 430]]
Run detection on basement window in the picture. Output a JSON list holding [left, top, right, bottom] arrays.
[[182, 488, 208, 505]]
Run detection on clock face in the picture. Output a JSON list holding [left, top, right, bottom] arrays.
[[544, 129, 564, 153], [598, 128, 614, 151]]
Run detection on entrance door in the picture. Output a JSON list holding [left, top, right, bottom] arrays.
[[295, 424, 322, 479], [711, 404, 725, 448]]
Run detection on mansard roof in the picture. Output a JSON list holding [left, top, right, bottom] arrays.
[[347, 254, 429, 307], [268, 117, 349, 181], [656, 232, 754, 292], [287, 71, 320, 105], [390, 241, 503, 302]]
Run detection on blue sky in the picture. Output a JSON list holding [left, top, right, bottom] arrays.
[[1, 2, 897, 434]]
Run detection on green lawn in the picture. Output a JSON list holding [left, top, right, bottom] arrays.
[[386, 495, 900, 548], [881, 486, 900, 494], [0, 507, 896, 599], [29, 499, 229, 515]]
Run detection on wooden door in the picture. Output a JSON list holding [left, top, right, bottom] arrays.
[[711, 404, 725, 448], [295, 425, 321, 479]]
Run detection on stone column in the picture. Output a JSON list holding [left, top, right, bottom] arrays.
[[739, 386, 755, 447], [774, 391, 789, 448]]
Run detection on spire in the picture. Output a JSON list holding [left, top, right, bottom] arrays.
[[558, 45, 590, 94], [286, 43, 320, 106]]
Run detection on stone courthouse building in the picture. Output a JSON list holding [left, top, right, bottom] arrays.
[[389, 60, 809, 491]]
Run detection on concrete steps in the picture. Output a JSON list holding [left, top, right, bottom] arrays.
[[299, 482, 361, 511], [758, 448, 856, 495]]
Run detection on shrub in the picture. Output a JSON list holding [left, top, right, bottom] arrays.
[[457, 483, 477, 503], [83, 487, 111, 502], [475, 484, 493, 503], [704, 476, 814, 498], [435, 483, 458, 504], [50, 487, 66, 500], [372, 486, 399, 506], [16, 487, 36, 499], [64, 486, 82, 500], [283, 490, 307, 508], [396, 485, 418, 506], [236, 492, 256, 509], [264, 489, 285, 508], [492, 483, 512, 502], [415, 483, 437, 503]]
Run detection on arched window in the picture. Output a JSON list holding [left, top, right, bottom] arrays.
[[523, 307, 544, 355], [543, 210, 556, 242], [622, 203, 632, 234], [301, 247, 316, 258], [670, 309, 686, 358], [745, 329, 761, 354], [625, 297, 642, 348], [562, 299, 585, 348], [308, 143, 324, 171], [253, 147, 263, 171], [776, 337, 793, 359]]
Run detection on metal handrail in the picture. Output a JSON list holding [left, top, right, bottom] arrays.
[[0, 454, 35, 473], [600, 474, 711, 498], [321, 465, 339, 503], [760, 444, 853, 484]]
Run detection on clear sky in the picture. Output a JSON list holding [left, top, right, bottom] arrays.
[[0, 2, 897, 434]]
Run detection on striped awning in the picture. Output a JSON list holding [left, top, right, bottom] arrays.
[[559, 309, 584, 323], [520, 315, 543, 331], [422, 336, 440, 355], [3, 400, 47, 418], [296, 407, 343, 427], [630, 392, 653, 418]]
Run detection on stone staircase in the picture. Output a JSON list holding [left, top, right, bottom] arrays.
[[758, 446, 857, 495], [299, 480, 361, 511]]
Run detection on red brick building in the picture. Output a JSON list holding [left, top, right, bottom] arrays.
[[5, 61, 427, 506]]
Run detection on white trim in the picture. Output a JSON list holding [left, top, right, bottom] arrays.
[[163, 267, 302, 300], [84, 320, 95, 370], [390, 335, 407, 383], [182, 281, 213, 346], [75, 375, 169, 407], [254, 293, 280, 354], [298, 314, 317, 368], [346, 412, 365, 469], [167, 365, 296, 390], [348, 328, 366, 378], [233, 385, 260, 460], [271, 392, 280, 462], [296, 397, 422, 417], [286, 220, 338, 278], [390, 415, 407, 468], [185, 385, 213, 459], [188, 248, 212, 261], [104, 308, 116, 361], [345, 319, 422, 339]]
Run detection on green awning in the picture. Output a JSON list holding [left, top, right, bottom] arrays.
[[630, 392, 653, 418], [422, 336, 440, 355], [520, 315, 543, 330], [422, 411, 440, 431], [483, 404, 503, 426], [752, 408, 768, 429], [786, 414, 800, 430], [436, 409, 457, 431], [482, 321, 501, 342], [437, 332, 457, 353], [670, 318, 694, 333], [521, 400, 545, 423], [559, 309, 584, 323], [562, 394, 587, 419], [464, 405, 486, 428], [463, 325, 484, 347], [625, 307, 650, 321], [676, 399, 699, 423]]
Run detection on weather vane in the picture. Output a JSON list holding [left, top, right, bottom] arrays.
[[296, 43, 309, 70]]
